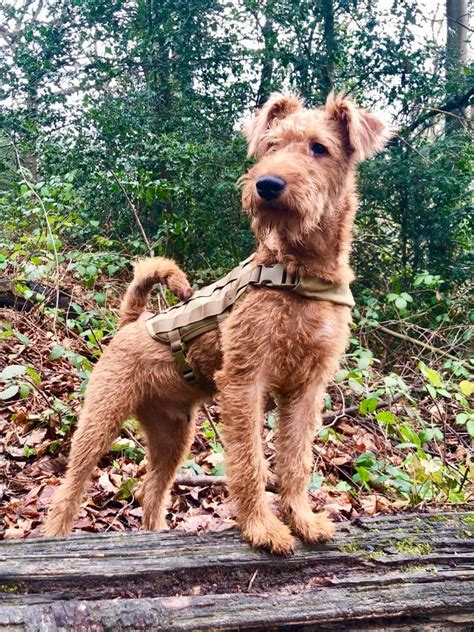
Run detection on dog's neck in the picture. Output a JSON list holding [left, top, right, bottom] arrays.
[[254, 192, 356, 286]]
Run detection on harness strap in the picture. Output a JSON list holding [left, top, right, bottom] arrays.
[[168, 329, 197, 384], [146, 259, 353, 385]]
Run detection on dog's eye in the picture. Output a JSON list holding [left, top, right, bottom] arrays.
[[310, 142, 328, 156]]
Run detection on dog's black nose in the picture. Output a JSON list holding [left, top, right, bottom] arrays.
[[256, 175, 286, 200]]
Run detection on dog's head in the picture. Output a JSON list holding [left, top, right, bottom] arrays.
[[240, 93, 391, 242]]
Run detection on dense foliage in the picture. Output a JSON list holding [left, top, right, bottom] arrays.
[[0, 1, 472, 538]]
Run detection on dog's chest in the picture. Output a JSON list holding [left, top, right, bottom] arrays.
[[244, 291, 350, 380]]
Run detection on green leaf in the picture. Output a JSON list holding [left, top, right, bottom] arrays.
[[455, 413, 468, 425], [0, 384, 19, 400], [467, 420, 474, 438], [1, 365, 26, 381], [357, 356, 371, 370], [348, 379, 365, 394], [308, 473, 324, 491], [19, 383, 30, 398], [14, 332, 31, 345], [267, 412, 277, 429], [115, 477, 138, 500], [426, 384, 437, 399], [354, 466, 372, 484], [334, 369, 348, 383], [419, 362, 442, 388], [335, 481, 352, 492], [26, 366, 41, 385], [395, 297, 407, 310], [360, 397, 379, 415], [212, 461, 226, 477], [376, 410, 398, 425], [459, 380, 474, 397], [50, 345, 65, 360], [23, 445, 36, 458], [355, 452, 377, 468]]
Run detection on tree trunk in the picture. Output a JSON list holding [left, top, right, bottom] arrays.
[[256, 17, 276, 108], [445, 0, 470, 130], [321, 0, 335, 96]]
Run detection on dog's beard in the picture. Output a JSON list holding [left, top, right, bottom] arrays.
[[243, 183, 325, 247]]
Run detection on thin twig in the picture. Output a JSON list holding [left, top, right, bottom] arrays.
[[373, 325, 460, 362], [110, 170, 154, 257], [203, 404, 222, 442]]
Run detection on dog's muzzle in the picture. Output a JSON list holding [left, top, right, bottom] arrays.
[[256, 175, 287, 201]]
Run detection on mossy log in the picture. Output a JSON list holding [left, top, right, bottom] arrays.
[[0, 511, 473, 631]]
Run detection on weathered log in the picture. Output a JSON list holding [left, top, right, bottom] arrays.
[[0, 276, 71, 311], [0, 511, 473, 631]]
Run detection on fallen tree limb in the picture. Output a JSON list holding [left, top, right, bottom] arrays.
[[0, 511, 473, 630]]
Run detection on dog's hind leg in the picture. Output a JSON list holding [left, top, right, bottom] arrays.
[[44, 359, 136, 537], [276, 382, 335, 543], [137, 404, 196, 531]]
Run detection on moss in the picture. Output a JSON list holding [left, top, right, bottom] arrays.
[[461, 514, 474, 525], [426, 514, 448, 523], [367, 550, 386, 561], [395, 538, 432, 555], [401, 564, 437, 574], [0, 582, 26, 594], [456, 528, 472, 539], [339, 543, 365, 554], [339, 541, 386, 560]]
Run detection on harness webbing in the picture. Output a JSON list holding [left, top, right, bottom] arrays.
[[146, 257, 354, 384]]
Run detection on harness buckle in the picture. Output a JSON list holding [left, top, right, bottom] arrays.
[[254, 264, 298, 288], [169, 332, 198, 383]]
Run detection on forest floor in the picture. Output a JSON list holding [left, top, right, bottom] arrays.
[[1, 261, 472, 540]]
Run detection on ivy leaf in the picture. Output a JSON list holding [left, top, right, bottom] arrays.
[[348, 379, 365, 394], [395, 297, 407, 310], [308, 473, 325, 491], [1, 365, 26, 381], [455, 412, 468, 425], [15, 332, 31, 346], [0, 384, 19, 400], [50, 345, 65, 360]]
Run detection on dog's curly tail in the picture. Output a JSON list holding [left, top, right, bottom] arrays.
[[119, 257, 193, 328]]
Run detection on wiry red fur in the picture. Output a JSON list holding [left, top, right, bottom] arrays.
[[44, 93, 390, 554], [119, 257, 193, 328]]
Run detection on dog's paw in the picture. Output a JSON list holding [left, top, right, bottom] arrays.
[[288, 509, 336, 544], [242, 515, 295, 556]]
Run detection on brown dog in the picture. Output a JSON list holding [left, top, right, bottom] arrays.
[[44, 93, 389, 554]]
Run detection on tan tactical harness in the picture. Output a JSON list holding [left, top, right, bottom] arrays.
[[146, 256, 354, 384]]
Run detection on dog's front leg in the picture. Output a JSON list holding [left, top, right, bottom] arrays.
[[277, 383, 335, 543], [218, 377, 295, 555]]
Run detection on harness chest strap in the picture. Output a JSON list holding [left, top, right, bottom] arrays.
[[146, 259, 354, 384]]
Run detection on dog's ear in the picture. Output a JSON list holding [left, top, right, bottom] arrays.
[[244, 93, 304, 157], [325, 93, 391, 161]]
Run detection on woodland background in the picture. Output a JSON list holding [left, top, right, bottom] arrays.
[[0, 0, 472, 539]]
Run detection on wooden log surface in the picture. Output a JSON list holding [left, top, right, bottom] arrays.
[[0, 511, 473, 631]]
